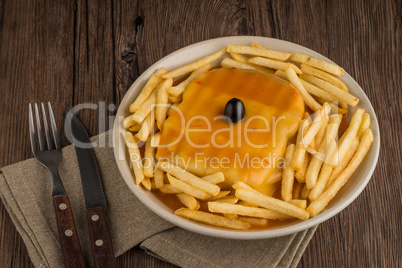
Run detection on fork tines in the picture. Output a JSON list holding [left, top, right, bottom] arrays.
[[29, 102, 61, 154]]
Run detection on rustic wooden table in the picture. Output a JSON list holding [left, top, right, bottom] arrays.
[[0, 0, 401, 267]]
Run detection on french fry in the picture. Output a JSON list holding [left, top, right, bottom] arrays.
[[251, 42, 267, 49], [131, 87, 158, 124], [158, 162, 220, 196], [309, 164, 331, 200], [232, 181, 256, 192], [129, 67, 167, 112], [175, 208, 251, 230], [291, 118, 312, 171], [288, 199, 307, 209], [128, 124, 142, 132], [227, 44, 291, 61], [143, 138, 155, 177], [307, 129, 373, 216], [238, 201, 258, 207], [233, 181, 284, 205], [301, 104, 331, 149], [202, 172, 225, 184], [315, 114, 330, 148], [288, 53, 310, 63], [176, 193, 200, 210], [150, 132, 161, 147], [305, 114, 342, 189], [141, 177, 152, 190], [300, 184, 311, 200], [292, 182, 303, 199], [205, 191, 230, 201], [295, 153, 310, 183], [237, 216, 268, 226], [326, 138, 359, 189], [231, 52, 275, 73], [123, 131, 144, 185], [167, 174, 212, 200], [235, 189, 309, 220], [301, 64, 348, 91], [168, 94, 182, 104], [282, 143, 295, 202], [158, 184, 181, 194], [285, 67, 322, 111], [162, 48, 227, 79], [214, 196, 239, 204], [309, 138, 338, 201], [323, 138, 338, 164], [274, 70, 289, 81], [135, 109, 155, 141], [168, 64, 211, 97], [128, 146, 144, 185], [249, 57, 302, 74], [208, 202, 290, 220], [156, 78, 173, 130], [221, 57, 258, 71], [299, 74, 359, 107], [223, 58, 275, 74], [357, 113, 371, 139], [289, 53, 344, 76], [229, 52, 249, 62], [327, 109, 365, 167], [153, 168, 164, 188], [308, 138, 316, 153], [123, 115, 136, 129], [224, 214, 238, 220]]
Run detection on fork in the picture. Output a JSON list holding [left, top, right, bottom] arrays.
[[29, 103, 85, 268]]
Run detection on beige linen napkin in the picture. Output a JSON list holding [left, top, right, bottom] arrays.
[[0, 131, 317, 268]]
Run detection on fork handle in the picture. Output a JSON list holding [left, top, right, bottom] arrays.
[[86, 207, 115, 268], [53, 195, 86, 268]]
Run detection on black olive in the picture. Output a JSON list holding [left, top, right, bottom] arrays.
[[224, 98, 245, 123]]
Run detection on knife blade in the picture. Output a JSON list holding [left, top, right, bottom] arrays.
[[68, 114, 115, 268]]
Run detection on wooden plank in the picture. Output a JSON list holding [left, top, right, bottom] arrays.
[[73, 0, 115, 137], [0, 0, 76, 267], [295, 0, 402, 267]]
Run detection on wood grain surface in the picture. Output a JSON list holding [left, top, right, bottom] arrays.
[[0, 0, 401, 267]]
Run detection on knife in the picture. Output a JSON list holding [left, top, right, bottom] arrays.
[[68, 115, 115, 268]]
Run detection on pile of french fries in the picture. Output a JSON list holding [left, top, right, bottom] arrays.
[[122, 43, 374, 230]]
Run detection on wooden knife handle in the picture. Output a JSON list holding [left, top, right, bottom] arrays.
[[86, 207, 115, 268], [53, 195, 85, 268]]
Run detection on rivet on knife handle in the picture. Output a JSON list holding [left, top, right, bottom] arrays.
[[86, 207, 115, 267], [53, 195, 86, 268]]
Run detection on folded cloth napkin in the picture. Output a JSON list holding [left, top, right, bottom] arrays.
[[0, 131, 317, 268]]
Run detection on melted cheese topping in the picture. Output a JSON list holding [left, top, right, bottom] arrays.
[[156, 68, 304, 194]]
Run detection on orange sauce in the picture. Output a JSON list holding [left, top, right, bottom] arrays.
[[156, 68, 305, 195]]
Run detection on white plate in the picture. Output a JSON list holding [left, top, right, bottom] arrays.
[[113, 36, 380, 239]]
